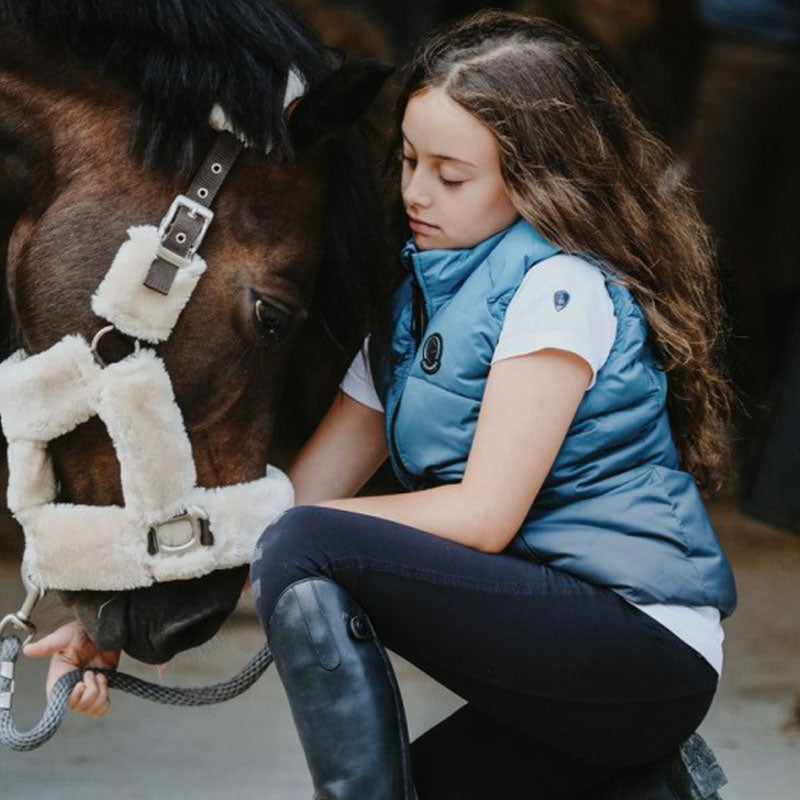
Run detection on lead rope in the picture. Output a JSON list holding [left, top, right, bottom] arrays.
[[0, 632, 273, 751]]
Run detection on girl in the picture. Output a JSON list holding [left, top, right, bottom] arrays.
[[28, 10, 736, 799]]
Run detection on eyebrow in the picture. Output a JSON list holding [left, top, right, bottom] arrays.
[[402, 132, 477, 168]]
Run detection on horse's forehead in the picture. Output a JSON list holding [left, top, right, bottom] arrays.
[[2, 59, 322, 211]]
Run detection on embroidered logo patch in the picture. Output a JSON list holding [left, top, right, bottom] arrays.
[[420, 333, 443, 374], [553, 290, 570, 311]]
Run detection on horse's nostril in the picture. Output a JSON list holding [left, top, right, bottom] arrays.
[[150, 609, 227, 657], [122, 567, 247, 663]]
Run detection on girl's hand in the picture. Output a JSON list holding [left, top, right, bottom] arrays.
[[22, 621, 120, 718]]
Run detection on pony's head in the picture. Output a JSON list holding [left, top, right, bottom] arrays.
[[0, 0, 392, 663]]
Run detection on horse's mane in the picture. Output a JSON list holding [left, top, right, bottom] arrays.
[[0, 0, 333, 171], [0, 0, 393, 373]]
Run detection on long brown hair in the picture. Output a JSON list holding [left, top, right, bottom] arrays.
[[391, 9, 734, 493]]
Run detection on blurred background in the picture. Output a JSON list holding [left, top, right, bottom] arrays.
[[1, 1, 798, 798]]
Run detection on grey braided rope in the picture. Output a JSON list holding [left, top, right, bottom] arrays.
[[0, 633, 273, 752]]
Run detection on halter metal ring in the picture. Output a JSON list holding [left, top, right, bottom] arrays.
[[90, 325, 141, 368], [0, 613, 36, 646], [1, 576, 44, 645]]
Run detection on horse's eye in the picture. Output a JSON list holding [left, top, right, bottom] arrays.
[[253, 297, 305, 344]]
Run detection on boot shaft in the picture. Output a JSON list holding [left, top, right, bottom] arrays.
[[268, 578, 416, 800]]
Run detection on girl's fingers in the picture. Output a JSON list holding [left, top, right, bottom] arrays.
[[67, 682, 85, 710], [75, 672, 110, 717], [88, 674, 110, 718], [71, 671, 100, 713], [22, 623, 79, 658]]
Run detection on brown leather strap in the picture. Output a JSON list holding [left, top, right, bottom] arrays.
[[186, 132, 243, 206], [144, 132, 243, 295], [143, 259, 179, 296]]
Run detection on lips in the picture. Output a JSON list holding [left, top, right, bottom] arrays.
[[407, 215, 438, 232]]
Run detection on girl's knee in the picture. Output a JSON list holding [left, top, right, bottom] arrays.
[[254, 505, 325, 555], [255, 504, 350, 565], [249, 505, 338, 625]]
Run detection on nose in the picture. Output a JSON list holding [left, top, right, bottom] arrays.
[[146, 608, 229, 661], [115, 565, 246, 663], [402, 166, 431, 209]]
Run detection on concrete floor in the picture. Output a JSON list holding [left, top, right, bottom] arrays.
[[1, 501, 799, 799]]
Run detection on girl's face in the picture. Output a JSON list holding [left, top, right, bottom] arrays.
[[401, 86, 519, 251]]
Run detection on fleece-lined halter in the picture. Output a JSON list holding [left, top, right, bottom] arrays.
[[0, 71, 306, 593]]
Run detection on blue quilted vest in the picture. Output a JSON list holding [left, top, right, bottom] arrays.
[[372, 219, 737, 617]]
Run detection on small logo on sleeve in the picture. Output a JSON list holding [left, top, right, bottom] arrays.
[[553, 290, 570, 311], [420, 333, 443, 374]]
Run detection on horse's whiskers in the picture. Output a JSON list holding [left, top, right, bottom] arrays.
[[96, 593, 121, 620]]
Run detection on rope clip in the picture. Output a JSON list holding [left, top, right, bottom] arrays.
[[1, 572, 45, 646]]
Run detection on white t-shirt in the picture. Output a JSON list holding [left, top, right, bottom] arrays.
[[340, 253, 724, 675]]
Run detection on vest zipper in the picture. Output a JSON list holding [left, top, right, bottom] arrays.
[[387, 269, 427, 487], [410, 274, 428, 349]]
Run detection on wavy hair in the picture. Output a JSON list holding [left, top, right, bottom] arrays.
[[391, 10, 735, 493]]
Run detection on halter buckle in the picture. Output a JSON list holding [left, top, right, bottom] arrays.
[[147, 509, 214, 556], [157, 194, 215, 268]]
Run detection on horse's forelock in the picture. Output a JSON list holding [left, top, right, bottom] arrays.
[[0, 0, 332, 173]]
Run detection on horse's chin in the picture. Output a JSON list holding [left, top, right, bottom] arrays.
[[62, 565, 248, 664]]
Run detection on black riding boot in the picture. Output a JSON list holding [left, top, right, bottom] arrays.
[[594, 733, 728, 799], [267, 577, 417, 800]]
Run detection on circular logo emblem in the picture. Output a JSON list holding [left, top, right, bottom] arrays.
[[420, 333, 443, 374]]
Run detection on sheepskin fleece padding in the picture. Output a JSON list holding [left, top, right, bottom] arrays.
[[0, 338, 100, 442], [16, 467, 293, 591], [1, 333, 295, 590], [96, 349, 196, 524], [91, 225, 207, 343], [17, 503, 142, 591], [6, 440, 57, 513]]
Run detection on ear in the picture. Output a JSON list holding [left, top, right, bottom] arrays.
[[288, 59, 394, 151]]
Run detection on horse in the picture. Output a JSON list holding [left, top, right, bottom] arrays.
[[0, 0, 393, 664]]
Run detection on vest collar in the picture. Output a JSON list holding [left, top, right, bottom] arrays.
[[402, 218, 554, 310]]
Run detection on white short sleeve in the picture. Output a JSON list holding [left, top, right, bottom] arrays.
[[491, 254, 617, 390], [339, 335, 385, 413]]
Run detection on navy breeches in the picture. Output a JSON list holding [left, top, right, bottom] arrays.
[[250, 506, 718, 800]]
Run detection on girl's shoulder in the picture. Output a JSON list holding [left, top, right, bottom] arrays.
[[525, 251, 611, 288], [494, 253, 618, 391], [509, 252, 615, 321]]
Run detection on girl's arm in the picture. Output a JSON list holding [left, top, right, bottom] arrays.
[[288, 390, 388, 504], [319, 348, 591, 553]]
